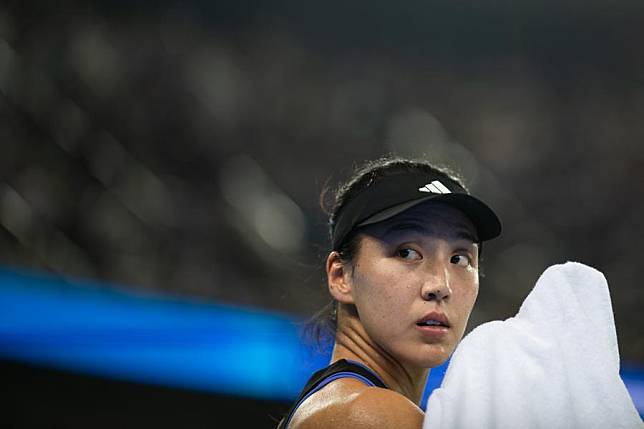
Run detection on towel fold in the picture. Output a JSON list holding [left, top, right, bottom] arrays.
[[423, 261, 643, 429]]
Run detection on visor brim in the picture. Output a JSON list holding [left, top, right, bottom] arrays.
[[357, 193, 502, 242]]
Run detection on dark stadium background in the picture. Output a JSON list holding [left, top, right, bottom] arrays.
[[1, 1, 643, 427]]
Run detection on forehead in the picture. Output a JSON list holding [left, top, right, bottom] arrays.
[[362, 201, 479, 242]]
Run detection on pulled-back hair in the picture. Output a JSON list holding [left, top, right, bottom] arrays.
[[304, 155, 468, 349]]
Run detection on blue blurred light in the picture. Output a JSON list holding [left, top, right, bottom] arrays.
[[0, 266, 329, 400], [0, 265, 642, 418]]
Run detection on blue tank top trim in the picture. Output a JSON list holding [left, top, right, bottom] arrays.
[[343, 359, 385, 384], [283, 360, 384, 428]]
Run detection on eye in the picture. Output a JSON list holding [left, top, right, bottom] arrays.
[[397, 248, 422, 261], [450, 254, 470, 267]]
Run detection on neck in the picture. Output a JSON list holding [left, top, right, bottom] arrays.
[[330, 304, 429, 405]]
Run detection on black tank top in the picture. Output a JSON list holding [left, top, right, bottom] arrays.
[[276, 359, 387, 429]]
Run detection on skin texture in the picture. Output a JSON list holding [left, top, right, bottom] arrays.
[[288, 201, 480, 429]]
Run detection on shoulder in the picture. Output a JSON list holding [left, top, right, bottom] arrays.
[[289, 378, 424, 429], [346, 386, 425, 429]]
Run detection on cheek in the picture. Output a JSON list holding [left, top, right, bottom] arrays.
[[455, 276, 479, 323], [465, 277, 479, 305], [353, 268, 413, 325], [472, 275, 480, 300]]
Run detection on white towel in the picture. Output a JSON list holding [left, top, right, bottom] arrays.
[[423, 261, 643, 429]]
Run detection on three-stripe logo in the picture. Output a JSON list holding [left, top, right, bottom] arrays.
[[418, 180, 451, 194]]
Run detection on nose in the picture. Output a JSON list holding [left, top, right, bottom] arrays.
[[421, 267, 452, 302]]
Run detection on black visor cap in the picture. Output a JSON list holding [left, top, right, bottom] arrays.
[[330, 172, 502, 250]]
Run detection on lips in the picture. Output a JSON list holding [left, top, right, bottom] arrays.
[[416, 311, 450, 328]]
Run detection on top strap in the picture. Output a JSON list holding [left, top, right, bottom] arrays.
[[277, 359, 387, 429]]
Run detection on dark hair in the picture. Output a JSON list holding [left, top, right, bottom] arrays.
[[303, 155, 469, 348]]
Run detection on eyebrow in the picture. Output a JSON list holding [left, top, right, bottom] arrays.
[[382, 221, 479, 243]]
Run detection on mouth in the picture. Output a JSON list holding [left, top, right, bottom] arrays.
[[416, 312, 450, 328]]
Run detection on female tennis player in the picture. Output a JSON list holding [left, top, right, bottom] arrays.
[[277, 156, 502, 429]]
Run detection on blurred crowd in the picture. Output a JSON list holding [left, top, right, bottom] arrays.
[[1, 2, 643, 361]]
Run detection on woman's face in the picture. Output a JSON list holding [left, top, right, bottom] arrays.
[[347, 201, 480, 368]]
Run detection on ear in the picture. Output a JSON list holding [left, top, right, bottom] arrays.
[[326, 251, 355, 304]]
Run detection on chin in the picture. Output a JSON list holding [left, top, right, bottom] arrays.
[[424, 354, 450, 368], [413, 344, 453, 368]]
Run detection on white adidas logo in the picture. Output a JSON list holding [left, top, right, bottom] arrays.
[[418, 180, 451, 194]]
